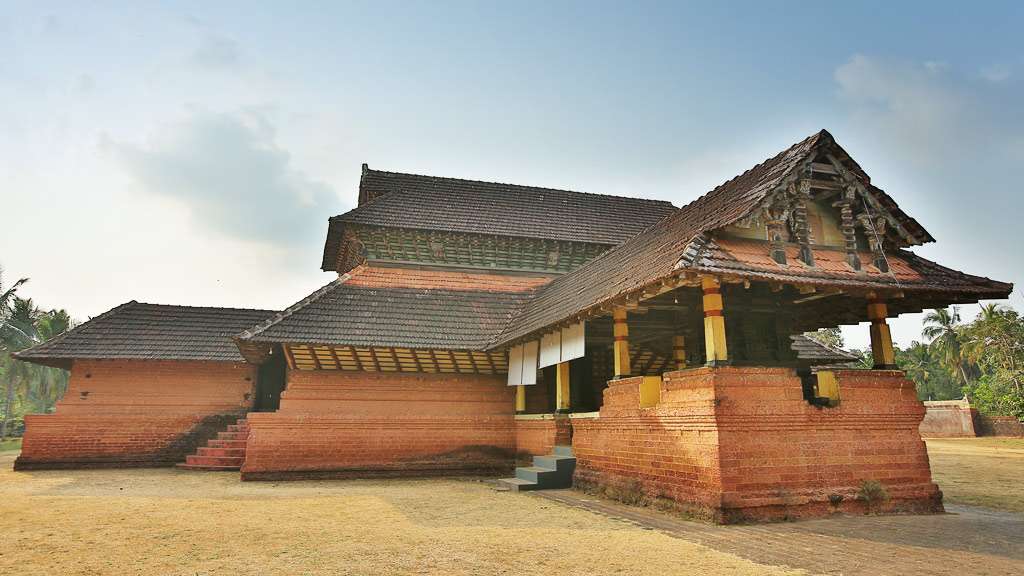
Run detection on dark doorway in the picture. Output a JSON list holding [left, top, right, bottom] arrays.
[[254, 346, 287, 412]]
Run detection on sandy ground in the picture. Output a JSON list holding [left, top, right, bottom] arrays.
[[0, 450, 801, 576], [0, 437, 1021, 576], [926, 438, 1024, 512]]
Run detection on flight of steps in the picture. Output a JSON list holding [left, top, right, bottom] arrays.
[[176, 418, 249, 471], [497, 445, 576, 491]]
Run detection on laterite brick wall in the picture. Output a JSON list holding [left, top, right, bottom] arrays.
[[920, 400, 978, 437], [977, 415, 1024, 437], [241, 370, 516, 480], [514, 416, 571, 458], [572, 367, 942, 523], [15, 360, 254, 469]]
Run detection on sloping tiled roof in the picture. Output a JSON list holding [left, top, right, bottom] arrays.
[[495, 130, 1011, 347], [789, 335, 859, 365], [237, 267, 538, 350], [695, 238, 1012, 295], [14, 302, 276, 369], [320, 167, 678, 270]]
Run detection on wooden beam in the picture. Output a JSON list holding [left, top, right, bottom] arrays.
[[613, 307, 631, 378], [556, 361, 570, 413]]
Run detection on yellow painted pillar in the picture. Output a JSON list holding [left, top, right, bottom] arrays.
[[702, 276, 729, 366], [673, 335, 687, 370], [555, 361, 571, 413], [867, 300, 897, 369], [613, 307, 631, 378], [515, 385, 526, 413]]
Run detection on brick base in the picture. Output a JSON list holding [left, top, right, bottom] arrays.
[[15, 360, 253, 470], [571, 367, 943, 523], [920, 400, 978, 437], [240, 370, 516, 480]]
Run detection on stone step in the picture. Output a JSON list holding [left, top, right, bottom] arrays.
[[196, 446, 246, 458], [217, 431, 248, 441], [185, 454, 244, 467], [207, 439, 247, 449], [515, 466, 562, 484], [495, 477, 540, 491], [226, 424, 250, 433], [552, 445, 574, 457], [533, 454, 576, 472], [175, 463, 241, 472]]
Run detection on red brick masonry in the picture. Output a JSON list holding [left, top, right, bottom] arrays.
[[571, 367, 942, 523], [15, 360, 254, 469], [240, 370, 516, 480], [514, 415, 571, 458]]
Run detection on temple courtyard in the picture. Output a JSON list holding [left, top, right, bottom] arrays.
[[0, 439, 1021, 576]]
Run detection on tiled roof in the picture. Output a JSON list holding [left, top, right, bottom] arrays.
[[789, 335, 859, 364], [236, 267, 537, 350], [321, 167, 678, 270], [495, 130, 1011, 347], [14, 302, 276, 369]]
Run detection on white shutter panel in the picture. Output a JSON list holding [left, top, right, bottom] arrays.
[[560, 322, 585, 362], [539, 331, 561, 369], [521, 340, 539, 385], [507, 344, 524, 386]]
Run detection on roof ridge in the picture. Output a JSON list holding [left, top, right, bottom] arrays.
[[362, 167, 676, 206], [235, 267, 365, 341], [130, 301, 277, 314]]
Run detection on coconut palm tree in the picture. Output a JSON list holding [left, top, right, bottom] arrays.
[[922, 307, 972, 392]]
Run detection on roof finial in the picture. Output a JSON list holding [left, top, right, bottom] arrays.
[[361, 163, 369, 175]]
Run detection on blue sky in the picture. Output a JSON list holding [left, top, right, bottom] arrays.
[[1, 1, 1021, 349]]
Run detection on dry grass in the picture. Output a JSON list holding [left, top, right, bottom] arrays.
[[0, 451, 802, 576], [926, 437, 1024, 512]]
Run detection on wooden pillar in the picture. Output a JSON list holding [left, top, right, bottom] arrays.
[[867, 299, 897, 369], [515, 385, 526, 413], [702, 276, 729, 366], [555, 361, 570, 413], [613, 307, 630, 378], [673, 335, 687, 370]]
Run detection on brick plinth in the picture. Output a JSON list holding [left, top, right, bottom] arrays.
[[240, 370, 516, 480], [15, 360, 254, 469], [571, 367, 942, 523], [920, 400, 978, 437], [514, 415, 571, 458]]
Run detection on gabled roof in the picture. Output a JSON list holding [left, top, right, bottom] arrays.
[[14, 302, 276, 369], [320, 166, 678, 270], [236, 267, 539, 351], [494, 130, 1011, 347]]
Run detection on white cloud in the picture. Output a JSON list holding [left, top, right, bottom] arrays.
[[833, 54, 967, 167], [114, 110, 341, 253], [980, 63, 1011, 83], [191, 34, 241, 69]]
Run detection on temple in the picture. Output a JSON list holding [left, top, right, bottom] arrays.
[[14, 130, 1011, 522]]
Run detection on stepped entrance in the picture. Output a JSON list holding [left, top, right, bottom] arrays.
[[176, 418, 250, 471]]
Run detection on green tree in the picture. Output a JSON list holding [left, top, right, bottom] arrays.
[[922, 307, 974, 392], [960, 305, 1024, 418], [1, 269, 75, 439], [805, 327, 844, 350], [895, 341, 960, 401]]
